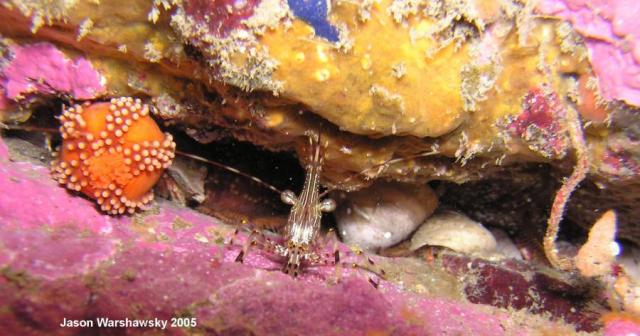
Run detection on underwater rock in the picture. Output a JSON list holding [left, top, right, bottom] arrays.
[[261, 0, 470, 138], [507, 87, 569, 159], [0, 136, 583, 335], [0, 1, 640, 333], [181, 0, 261, 39], [161, 156, 208, 205], [619, 244, 640, 282], [334, 181, 437, 252], [0, 0, 635, 192], [0, 0, 639, 274], [603, 314, 640, 336], [410, 211, 497, 255], [0, 1, 584, 172], [173, 0, 288, 93], [537, 0, 640, 106], [439, 252, 601, 331], [0, 42, 105, 101]]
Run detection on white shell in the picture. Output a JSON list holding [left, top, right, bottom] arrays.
[[491, 228, 523, 260], [410, 211, 497, 254], [335, 181, 437, 252]]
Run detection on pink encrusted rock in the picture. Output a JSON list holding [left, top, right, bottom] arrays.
[[604, 317, 640, 336], [0, 42, 105, 101], [0, 136, 577, 335], [182, 0, 261, 38], [536, 0, 640, 107], [0, 87, 11, 110], [0, 135, 8, 159], [508, 87, 568, 158], [600, 143, 640, 179]]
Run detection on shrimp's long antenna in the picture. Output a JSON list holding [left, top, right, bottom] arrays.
[[319, 149, 439, 197], [1, 124, 285, 195], [1, 124, 58, 133], [175, 150, 284, 195]]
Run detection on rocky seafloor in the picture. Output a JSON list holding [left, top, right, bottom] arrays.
[[0, 137, 587, 335], [1, 0, 640, 335]]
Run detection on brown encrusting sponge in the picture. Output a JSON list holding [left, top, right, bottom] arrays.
[[51, 97, 176, 214]]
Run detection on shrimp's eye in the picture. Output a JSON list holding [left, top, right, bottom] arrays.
[[320, 198, 336, 212], [281, 190, 298, 205]]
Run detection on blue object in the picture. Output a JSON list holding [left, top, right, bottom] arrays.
[[287, 0, 339, 42]]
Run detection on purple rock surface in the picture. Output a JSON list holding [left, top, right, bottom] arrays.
[[0, 136, 582, 335], [0, 42, 105, 101], [605, 317, 640, 336], [536, 0, 640, 106]]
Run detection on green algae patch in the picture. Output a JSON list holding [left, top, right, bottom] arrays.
[[172, 217, 193, 231], [1, 267, 35, 289]]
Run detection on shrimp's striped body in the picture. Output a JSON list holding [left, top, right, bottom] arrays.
[[278, 133, 336, 276]]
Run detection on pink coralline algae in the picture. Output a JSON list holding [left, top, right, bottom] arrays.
[[536, 0, 640, 107], [508, 87, 568, 158], [183, 0, 260, 38], [599, 141, 640, 179], [0, 87, 10, 110], [0, 136, 571, 335], [604, 316, 640, 336], [0, 43, 105, 101]]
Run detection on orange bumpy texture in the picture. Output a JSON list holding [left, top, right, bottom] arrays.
[[51, 97, 176, 215]]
